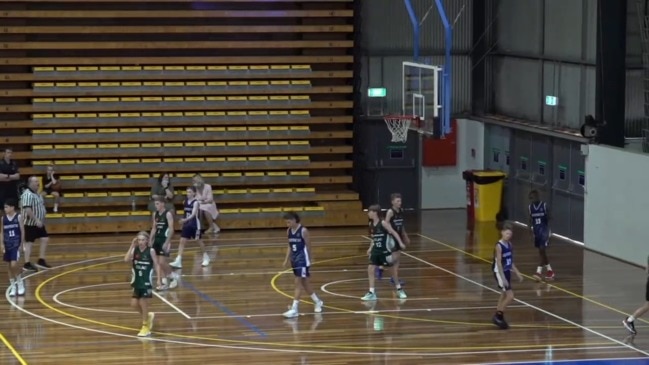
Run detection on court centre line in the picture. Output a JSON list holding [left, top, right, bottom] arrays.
[[15, 259, 630, 356], [416, 233, 649, 325], [401, 251, 649, 357], [0, 332, 28, 365], [152, 291, 192, 319], [190, 305, 530, 320], [182, 281, 267, 337]]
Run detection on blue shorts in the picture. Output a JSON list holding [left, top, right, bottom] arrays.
[[181, 225, 203, 240], [533, 227, 550, 248], [292, 267, 310, 278], [3, 247, 20, 263], [494, 270, 512, 292]]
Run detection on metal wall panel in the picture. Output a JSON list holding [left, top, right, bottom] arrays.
[[497, 0, 543, 55], [544, 0, 585, 61], [359, 55, 471, 115], [493, 57, 541, 121], [509, 131, 534, 223], [549, 140, 585, 240], [361, 0, 473, 54], [484, 124, 511, 174], [627, 0, 642, 68], [584, 0, 598, 64], [625, 69, 646, 137], [542, 63, 585, 129]]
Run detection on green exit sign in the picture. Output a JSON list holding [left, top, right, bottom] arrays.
[[368, 88, 387, 98], [545, 95, 558, 106]]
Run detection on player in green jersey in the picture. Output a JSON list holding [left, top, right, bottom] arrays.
[[362, 204, 406, 301], [149, 197, 177, 290], [124, 231, 159, 337]]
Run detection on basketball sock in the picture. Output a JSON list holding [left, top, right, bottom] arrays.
[[627, 316, 635, 322], [292, 300, 299, 310], [396, 285, 402, 290], [310, 293, 319, 302], [545, 264, 552, 271], [536, 266, 543, 274], [369, 287, 375, 294], [495, 311, 504, 318], [9, 278, 15, 286]]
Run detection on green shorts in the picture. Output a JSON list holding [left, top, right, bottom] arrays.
[[132, 287, 152, 299], [369, 251, 393, 267]]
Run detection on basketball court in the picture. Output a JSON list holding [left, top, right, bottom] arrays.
[[1, 210, 648, 364]]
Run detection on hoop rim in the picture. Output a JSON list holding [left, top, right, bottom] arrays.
[[383, 114, 420, 121]]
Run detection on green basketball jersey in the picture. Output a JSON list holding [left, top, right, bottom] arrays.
[[131, 246, 154, 289], [370, 221, 389, 255], [154, 210, 170, 243]]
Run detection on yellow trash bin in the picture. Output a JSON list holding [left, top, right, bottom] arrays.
[[463, 170, 506, 223]]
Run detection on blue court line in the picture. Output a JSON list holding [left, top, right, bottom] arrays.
[[182, 281, 267, 338]]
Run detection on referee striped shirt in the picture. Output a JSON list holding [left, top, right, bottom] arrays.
[[20, 188, 46, 226]]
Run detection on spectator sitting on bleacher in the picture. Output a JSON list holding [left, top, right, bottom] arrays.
[[41, 165, 62, 213], [148, 173, 175, 212], [192, 173, 220, 234]]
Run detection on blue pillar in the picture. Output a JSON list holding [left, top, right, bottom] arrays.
[[403, 0, 420, 61], [434, 0, 452, 136]]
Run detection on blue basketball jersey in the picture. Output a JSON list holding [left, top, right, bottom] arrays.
[[492, 241, 513, 273], [288, 225, 310, 269], [529, 201, 549, 233], [2, 214, 21, 250], [183, 198, 200, 230]]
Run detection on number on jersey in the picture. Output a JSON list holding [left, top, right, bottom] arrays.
[[291, 244, 297, 252], [534, 218, 541, 225], [8, 231, 15, 238]]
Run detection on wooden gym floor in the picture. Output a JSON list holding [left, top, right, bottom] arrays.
[[1, 210, 648, 365]]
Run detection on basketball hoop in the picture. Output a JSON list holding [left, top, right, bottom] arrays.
[[383, 115, 419, 143]]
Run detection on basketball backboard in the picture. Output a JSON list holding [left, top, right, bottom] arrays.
[[401, 61, 442, 136]]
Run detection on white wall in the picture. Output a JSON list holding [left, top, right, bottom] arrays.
[[421, 119, 485, 209], [584, 145, 649, 266]]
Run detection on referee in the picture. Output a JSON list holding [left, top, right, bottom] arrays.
[[20, 176, 51, 271]]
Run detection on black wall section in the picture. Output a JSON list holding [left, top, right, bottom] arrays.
[[471, 0, 487, 114], [596, 0, 627, 147]]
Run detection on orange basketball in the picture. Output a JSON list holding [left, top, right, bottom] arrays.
[[50, 181, 62, 192]]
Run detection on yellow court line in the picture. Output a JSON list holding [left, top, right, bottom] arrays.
[[0, 332, 28, 365], [416, 233, 649, 325], [35, 256, 612, 352]]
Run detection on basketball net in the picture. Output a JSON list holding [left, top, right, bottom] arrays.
[[383, 115, 417, 143]]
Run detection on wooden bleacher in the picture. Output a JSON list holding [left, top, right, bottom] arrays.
[[0, 0, 365, 234]]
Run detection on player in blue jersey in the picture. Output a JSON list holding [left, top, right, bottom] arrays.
[[492, 222, 523, 329], [281, 211, 323, 318], [2, 199, 25, 297], [528, 190, 555, 281], [170, 187, 210, 269]]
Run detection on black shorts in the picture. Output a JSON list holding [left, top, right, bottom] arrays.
[[132, 288, 153, 299], [494, 270, 512, 292], [152, 239, 170, 257], [25, 225, 48, 242], [369, 251, 393, 267]]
